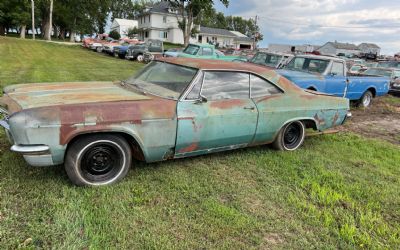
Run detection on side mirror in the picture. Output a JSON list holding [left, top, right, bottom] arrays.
[[330, 72, 337, 77], [194, 94, 207, 104]]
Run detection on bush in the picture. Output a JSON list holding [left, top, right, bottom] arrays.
[[109, 30, 121, 40]]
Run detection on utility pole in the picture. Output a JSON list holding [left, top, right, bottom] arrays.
[[253, 15, 258, 50], [31, 0, 35, 40]]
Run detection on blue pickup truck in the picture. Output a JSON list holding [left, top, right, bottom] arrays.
[[277, 55, 390, 107]]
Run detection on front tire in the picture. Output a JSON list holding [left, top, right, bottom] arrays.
[[136, 54, 144, 62], [65, 134, 132, 186], [272, 121, 305, 151], [358, 90, 373, 108]]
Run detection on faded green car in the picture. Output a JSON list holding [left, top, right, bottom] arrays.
[[176, 43, 244, 61], [0, 58, 350, 186]]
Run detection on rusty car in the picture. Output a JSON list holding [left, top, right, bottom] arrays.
[[0, 58, 351, 186]]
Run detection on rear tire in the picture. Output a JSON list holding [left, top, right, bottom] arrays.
[[272, 121, 305, 151], [65, 134, 132, 186], [358, 90, 373, 108]]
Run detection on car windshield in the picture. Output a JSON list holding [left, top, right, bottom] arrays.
[[125, 61, 198, 99], [250, 53, 283, 67], [377, 61, 400, 69], [286, 57, 330, 74], [363, 68, 392, 77], [183, 44, 200, 55]]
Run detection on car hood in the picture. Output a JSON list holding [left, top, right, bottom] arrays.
[[276, 69, 323, 82], [2, 81, 151, 110]]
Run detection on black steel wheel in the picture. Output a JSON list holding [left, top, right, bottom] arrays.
[[65, 134, 132, 186], [272, 121, 305, 151]]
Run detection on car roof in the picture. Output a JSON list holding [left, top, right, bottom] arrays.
[[157, 57, 278, 76], [295, 54, 345, 62]]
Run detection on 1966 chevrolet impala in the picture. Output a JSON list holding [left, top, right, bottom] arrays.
[[0, 58, 351, 186]]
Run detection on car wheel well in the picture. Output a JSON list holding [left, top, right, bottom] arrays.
[[302, 119, 318, 130], [66, 132, 145, 162], [367, 87, 376, 97], [307, 87, 317, 91]]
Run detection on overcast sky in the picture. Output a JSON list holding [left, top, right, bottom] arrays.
[[214, 0, 400, 54]]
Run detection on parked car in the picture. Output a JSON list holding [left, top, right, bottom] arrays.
[[348, 64, 368, 75], [113, 42, 135, 59], [102, 40, 122, 55], [278, 55, 390, 107], [163, 48, 183, 57], [177, 43, 245, 61], [126, 39, 163, 62], [0, 58, 350, 186], [360, 67, 400, 95], [377, 61, 400, 69], [246, 52, 293, 68]]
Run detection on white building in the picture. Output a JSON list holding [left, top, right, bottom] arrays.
[[137, 1, 185, 44], [358, 43, 381, 55], [317, 42, 360, 56], [190, 27, 253, 49], [110, 18, 138, 38]]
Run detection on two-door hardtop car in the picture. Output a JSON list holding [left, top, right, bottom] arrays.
[[0, 58, 351, 186]]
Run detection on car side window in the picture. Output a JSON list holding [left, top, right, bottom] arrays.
[[186, 72, 203, 100], [200, 48, 213, 56], [331, 62, 344, 76], [250, 74, 282, 98], [201, 71, 250, 100]]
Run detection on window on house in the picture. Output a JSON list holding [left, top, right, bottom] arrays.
[[145, 31, 149, 38], [163, 16, 167, 23], [198, 35, 202, 43], [159, 31, 168, 39], [148, 15, 151, 22]]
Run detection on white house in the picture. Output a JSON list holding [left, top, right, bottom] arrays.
[[190, 27, 253, 49], [137, 1, 184, 44], [110, 18, 138, 38], [317, 41, 360, 56], [358, 43, 381, 55]]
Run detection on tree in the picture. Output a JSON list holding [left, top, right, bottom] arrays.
[[127, 27, 139, 38], [109, 30, 120, 40], [169, 0, 229, 46], [43, 0, 53, 40]]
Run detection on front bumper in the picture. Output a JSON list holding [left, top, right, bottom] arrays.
[[342, 111, 352, 125], [1, 115, 54, 166], [11, 145, 54, 166]]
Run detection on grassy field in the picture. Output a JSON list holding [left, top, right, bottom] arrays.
[[0, 37, 399, 249]]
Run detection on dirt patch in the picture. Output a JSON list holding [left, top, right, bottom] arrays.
[[262, 233, 284, 246], [341, 96, 400, 145]]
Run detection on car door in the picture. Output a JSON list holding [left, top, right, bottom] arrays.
[[324, 61, 347, 97], [175, 71, 258, 158]]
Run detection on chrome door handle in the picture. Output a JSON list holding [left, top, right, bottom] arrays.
[[244, 106, 255, 110]]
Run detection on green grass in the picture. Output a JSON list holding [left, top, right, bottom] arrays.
[[0, 37, 399, 249]]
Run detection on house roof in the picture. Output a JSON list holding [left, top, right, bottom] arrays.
[[327, 42, 359, 50], [199, 26, 236, 37], [143, 1, 184, 15], [358, 43, 380, 49], [112, 18, 137, 27]]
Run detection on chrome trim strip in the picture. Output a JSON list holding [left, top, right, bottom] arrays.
[[11, 145, 50, 155], [0, 119, 10, 130]]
